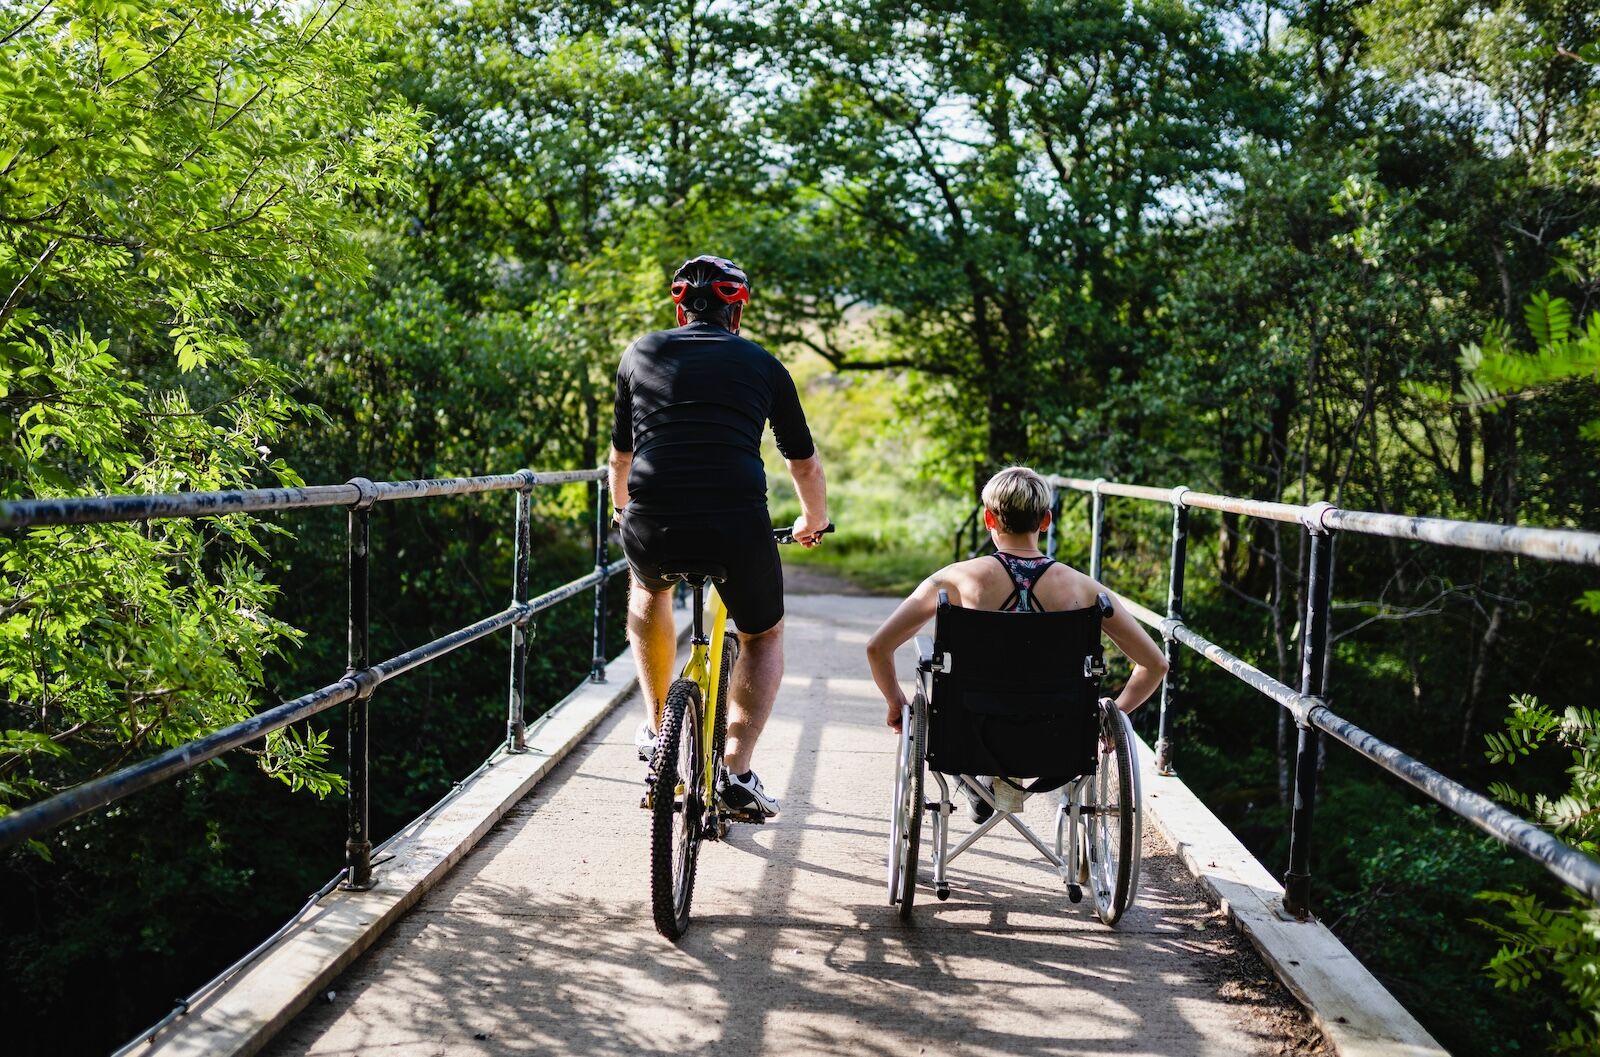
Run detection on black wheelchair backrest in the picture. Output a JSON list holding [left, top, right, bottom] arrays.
[[924, 594, 1110, 785]]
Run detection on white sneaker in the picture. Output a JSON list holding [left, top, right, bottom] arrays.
[[634, 721, 658, 763], [719, 769, 779, 819]]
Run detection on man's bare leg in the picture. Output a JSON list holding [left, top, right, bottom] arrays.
[[725, 620, 783, 774], [627, 579, 676, 730]]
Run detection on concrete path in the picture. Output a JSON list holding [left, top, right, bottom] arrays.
[[265, 595, 1323, 1057]]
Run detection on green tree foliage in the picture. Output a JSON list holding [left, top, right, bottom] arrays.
[[0, 0, 421, 807], [753, 0, 1272, 486]]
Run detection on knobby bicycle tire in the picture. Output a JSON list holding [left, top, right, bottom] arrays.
[[650, 678, 704, 940]]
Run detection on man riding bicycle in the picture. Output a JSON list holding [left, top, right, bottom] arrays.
[[608, 254, 829, 820]]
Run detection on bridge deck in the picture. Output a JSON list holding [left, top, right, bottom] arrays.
[[264, 594, 1322, 1057]]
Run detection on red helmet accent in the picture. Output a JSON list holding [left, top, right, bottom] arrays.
[[671, 279, 749, 305]]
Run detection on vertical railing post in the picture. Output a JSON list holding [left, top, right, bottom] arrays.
[[1089, 478, 1106, 583], [1154, 486, 1188, 774], [1284, 501, 1335, 919], [506, 471, 534, 752], [1045, 485, 1062, 559], [343, 477, 378, 891], [590, 468, 610, 683]]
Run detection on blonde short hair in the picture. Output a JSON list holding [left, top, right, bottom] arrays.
[[981, 466, 1052, 534]]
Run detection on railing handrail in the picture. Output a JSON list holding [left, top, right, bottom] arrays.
[[1048, 475, 1600, 566], [1029, 473, 1600, 914], [1110, 595, 1600, 900], [0, 468, 607, 530], [0, 466, 623, 863]]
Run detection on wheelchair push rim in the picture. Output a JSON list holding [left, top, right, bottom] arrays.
[[1086, 701, 1141, 925], [887, 695, 925, 917], [887, 702, 911, 901]]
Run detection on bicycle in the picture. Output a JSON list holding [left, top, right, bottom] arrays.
[[647, 523, 833, 940]]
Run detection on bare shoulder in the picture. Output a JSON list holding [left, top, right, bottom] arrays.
[[925, 557, 996, 606], [1041, 560, 1104, 610]]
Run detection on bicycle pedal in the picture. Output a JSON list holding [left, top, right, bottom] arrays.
[[724, 809, 767, 825]]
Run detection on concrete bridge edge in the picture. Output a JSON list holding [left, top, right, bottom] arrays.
[[1135, 735, 1449, 1057]]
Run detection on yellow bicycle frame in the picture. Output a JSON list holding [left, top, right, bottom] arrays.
[[675, 584, 730, 803]]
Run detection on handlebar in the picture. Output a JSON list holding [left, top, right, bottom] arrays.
[[773, 523, 835, 545]]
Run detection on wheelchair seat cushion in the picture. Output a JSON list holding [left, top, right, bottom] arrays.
[[925, 601, 1103, 783]]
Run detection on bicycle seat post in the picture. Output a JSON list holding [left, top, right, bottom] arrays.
[[690, 580, 709, 646]]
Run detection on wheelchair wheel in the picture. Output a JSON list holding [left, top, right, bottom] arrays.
[[1086, 701, 1141, 925], [888, 694, 926, 918], [650, 679, 704, 941]]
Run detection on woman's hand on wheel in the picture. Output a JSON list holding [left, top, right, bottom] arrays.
[[886, 688, 910, 734]]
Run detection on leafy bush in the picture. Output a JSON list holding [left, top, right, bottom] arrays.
[[1479, 695, 1600, 1052]]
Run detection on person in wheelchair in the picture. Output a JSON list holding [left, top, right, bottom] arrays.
[[865, 466, 1168, 918], [867, 465, 1166, 750]]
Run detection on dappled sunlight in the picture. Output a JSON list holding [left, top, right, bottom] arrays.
[[266, 596, 1319, 1057]]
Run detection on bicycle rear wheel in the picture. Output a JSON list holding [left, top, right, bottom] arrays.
[[650, 678, 705, 940]]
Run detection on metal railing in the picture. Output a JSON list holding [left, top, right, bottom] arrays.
[[0, 468, 626, 890], [1012, 475, 1600, 917]]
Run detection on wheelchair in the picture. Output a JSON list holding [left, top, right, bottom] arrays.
[[887, 590, 1143, 925]]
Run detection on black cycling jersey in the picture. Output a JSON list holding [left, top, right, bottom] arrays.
[[611, 322, 815, 514]]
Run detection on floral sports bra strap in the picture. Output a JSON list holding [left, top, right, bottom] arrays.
[[992, 552, 1055, 613]]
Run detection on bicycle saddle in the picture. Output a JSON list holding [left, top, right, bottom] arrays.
[[659, 562, 728, 585]]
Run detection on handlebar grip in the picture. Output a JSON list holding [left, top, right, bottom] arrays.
[[773, 523, 835, 544]]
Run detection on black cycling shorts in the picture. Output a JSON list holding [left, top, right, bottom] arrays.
[[620, 507, 784, 635]]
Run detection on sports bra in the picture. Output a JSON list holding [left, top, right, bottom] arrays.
[[992, 552, 1056, 612]]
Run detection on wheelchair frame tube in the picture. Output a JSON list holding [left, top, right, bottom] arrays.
[[1284, 524, 1334, 918], [1155, 495, 1188, 774]]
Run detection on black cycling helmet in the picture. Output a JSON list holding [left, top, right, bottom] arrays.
[[671, 255, 750, 323]]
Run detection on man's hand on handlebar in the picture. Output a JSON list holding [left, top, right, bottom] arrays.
[[788, 514, 831, 548]]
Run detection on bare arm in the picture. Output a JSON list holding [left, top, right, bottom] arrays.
[[786, 452, 829, 546], [1101, 590, 1168, 714], [608, 447, 631, 511], [865, 572, 961, 732]]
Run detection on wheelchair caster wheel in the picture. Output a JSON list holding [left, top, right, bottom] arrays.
[[1067, 883, 1082, 903], [935, 884, 951, 901]]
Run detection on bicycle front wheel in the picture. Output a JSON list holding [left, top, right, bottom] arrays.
[[650, 678, 705, 940]]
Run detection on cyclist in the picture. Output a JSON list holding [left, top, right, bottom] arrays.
[[609, 254, 830, 820]]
